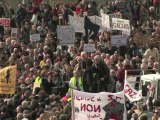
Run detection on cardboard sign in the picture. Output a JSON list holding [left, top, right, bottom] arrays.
[[0, 18, 10, 26], [69, 15, 84, 33], [112, 18, 130, 31], [102, 14, 110, 28], [84, 44, 95, 53], [57, 26, 75, 46], [30, 34, 40, 42], [0, 65, 17, 94], [11, 28, 17, 38], [111, 35, 128, 47], [73, 90, 127, 120]]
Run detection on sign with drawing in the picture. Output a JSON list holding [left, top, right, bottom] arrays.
[[57, 26, 75, 46]]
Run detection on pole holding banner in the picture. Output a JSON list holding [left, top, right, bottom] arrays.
[[71, 89, 75, 120]]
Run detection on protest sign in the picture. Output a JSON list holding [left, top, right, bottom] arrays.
[[11, 28, 17, 38], [69, 15, 84, 33], [0, 18, 10, 26], [111, 35, 128, 47], [57, 26, 75, 46], [84, 44, 95, 53], [30, 34, 40, 42], [101, 14, 110, 28], [73, 90, 126, 120], [112, 18, 130, 31], [108, 12, 122, 19], [0, 65, 17, 94], [124, 80, 142, 102]]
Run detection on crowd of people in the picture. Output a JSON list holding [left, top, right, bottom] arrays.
[[0, 0, 160, 120]]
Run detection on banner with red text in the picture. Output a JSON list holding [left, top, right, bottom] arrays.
[[124, 80, 142, 102], [73, 90, 126, 120], [0, 18, 10, 27]]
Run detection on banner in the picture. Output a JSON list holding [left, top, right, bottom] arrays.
[[111, 35, 128, 47], [84, 44, 95, 53], [108, 13, 122, 20], [69, 15, 84, 33], [73, 90, 126, 120], [57, 26, 75, 46], [0, 18, 10, 27], [0, 65, 17, 94], [112, 18, 130, 31], [124, 80, 142, 102], [30, 34, 40, 42], [11, 28, 17, 38]]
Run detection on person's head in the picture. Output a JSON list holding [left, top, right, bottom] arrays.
[[110, 69, 116, 76], [139, 114, 148, 120], [141, 63, 148, 70], [17, 113, 23, 120], [16, 105, 23, 113], [149, 44, 154, 50], [24, 64, 30, 71], [81, 51, 87, 60], [73, 70, 79, 78], [1, 105, 8, 113], [101, 53, 106, 60], [153, 107, 160, 118], [123, 59, 130, 67], [94, 55, 101, 64]]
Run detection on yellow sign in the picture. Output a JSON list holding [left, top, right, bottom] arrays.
[[0, 65, 17, 94]]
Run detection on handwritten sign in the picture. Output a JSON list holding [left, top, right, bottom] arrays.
[[69, 15, 84, 33], [124, 80, 142, 102], [0, 65, 17, 94], [73, 90, 126, 120], [84, 44, 95, 53], [112, 18, 130, 31], [11, 28, 17, 38], [30, 34, 40, 42], [57, 26, 75, 46], [0, 18, 10, 26], [111, 35, 128, 47]]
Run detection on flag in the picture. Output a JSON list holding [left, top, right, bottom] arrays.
[[0, 65, 17, 94], [72, 89, 127, 120], [83, 16, 100, 42]]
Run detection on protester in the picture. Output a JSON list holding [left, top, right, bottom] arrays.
[[0, 0, 160, 119]]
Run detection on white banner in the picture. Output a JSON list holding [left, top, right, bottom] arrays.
[[124, 81, 142, 102], [30, 34, 40, 42], [57, 26, 75, 46], [73, 90, 126, 120], [102, 14, 110, 28], [69, 15, 84, 33], [112, 18, 130, 31], [84, 44, 95, 53], [111, 35, 128, 47], [11, 28, 17, 38]]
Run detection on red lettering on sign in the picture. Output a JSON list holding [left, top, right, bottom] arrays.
[[0, 18, 10, 26], [80, 103, 101, 112], [125, 84, 137, 98]]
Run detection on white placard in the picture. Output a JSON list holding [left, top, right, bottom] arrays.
[[11, 28, 17, 38], [57, 26, 75, 46], [84, 44, 95, 53], [112, 18, 130, 31], [108, 13, 122, 19], [102, 14, 110, 28], [30, 34, 40, 42], [111, 35, 128, 47], [69, 15, 84, 33]]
